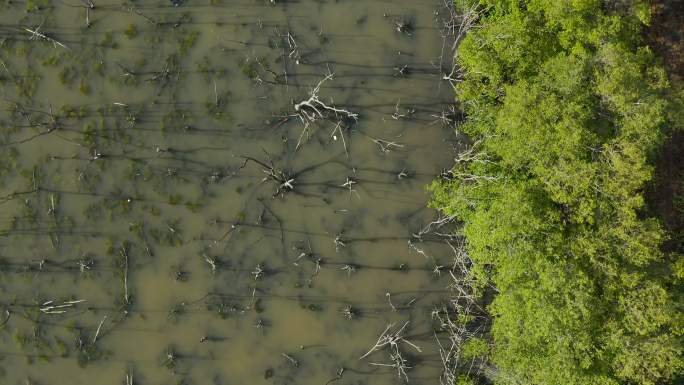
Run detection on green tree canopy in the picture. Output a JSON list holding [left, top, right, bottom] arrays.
[[431, 1, 683, 384]]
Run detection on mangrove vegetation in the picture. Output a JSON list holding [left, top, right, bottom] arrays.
[[431, 1, 684, 384]]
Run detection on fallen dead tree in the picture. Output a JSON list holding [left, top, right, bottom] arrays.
[[236, 154, 295, 197], [293, 72, 358, 151], [360, 321, 422, 382]]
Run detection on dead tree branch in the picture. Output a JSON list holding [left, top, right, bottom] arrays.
[[293, 73, 358, 150]]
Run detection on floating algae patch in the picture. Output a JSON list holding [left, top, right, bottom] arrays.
[[0, 1, 466, 384]]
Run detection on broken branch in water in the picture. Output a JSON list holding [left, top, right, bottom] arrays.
[[360, 321, 421, 382], [24, 27, 70, 50], [237, 155, 295, 197], [92, 314, 108, 344], [120, 245, 130, 306], [294, 73, 358, 150], [371, 137, 404, 154], [39, 298, 86, 314]]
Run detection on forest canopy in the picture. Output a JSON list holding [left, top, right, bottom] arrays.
[[430, 1, 683, 384]]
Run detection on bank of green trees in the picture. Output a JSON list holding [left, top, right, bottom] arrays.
[[430, 1, 683, 384]]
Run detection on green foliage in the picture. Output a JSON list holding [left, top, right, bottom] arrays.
[[461, 337, 489, 359], [99, 32, 118, 49], [25, 0, 49, 13], [455, 375, 476, 385], [124, 24, 138, 39], [176, 29, 199, 56], [78, 80, 91, 95], [431, 1, 683, 384]]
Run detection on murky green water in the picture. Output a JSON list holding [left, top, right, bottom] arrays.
[[0, 1, 460, 384]]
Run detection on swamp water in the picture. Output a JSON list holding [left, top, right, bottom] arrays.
[[0, 1, 463, 384]]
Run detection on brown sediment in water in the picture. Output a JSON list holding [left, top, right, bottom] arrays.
[[0, 1, 465, 384]]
